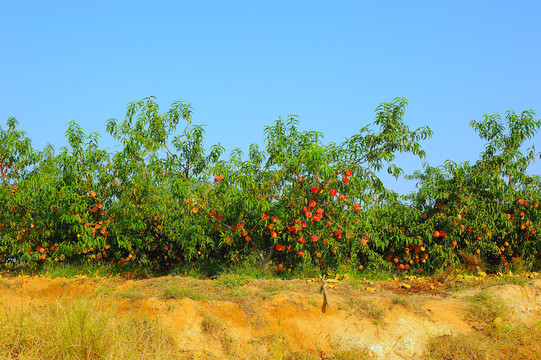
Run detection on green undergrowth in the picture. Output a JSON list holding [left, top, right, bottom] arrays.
[[1, 261, 538, 291]]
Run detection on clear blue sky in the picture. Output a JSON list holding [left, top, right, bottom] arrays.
[[1, 1, 540, 195]]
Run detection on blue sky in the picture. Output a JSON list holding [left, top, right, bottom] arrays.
[[1, 1, 540, 195]]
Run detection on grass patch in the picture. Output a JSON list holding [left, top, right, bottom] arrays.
[[201, 313, 223, 334], [262, 282, 292, 297], [293, 264, 324, 280], [0, 278, 13, 291], [160, 283, 208, 301], [347, 268, 394, 282], [391, 295, 409, 307], [427, 279, 540, 360], [333, 347, 377, 360], [369, 307, 384, 325], [465, 291, 507, 328], [482, 274, 532, 287], [266, 333, 290, 359], [349, 299, 385, 325], [424, 322, 541, 359], [214, 273, 250, 288], [390, 294, 429, 318], [119, 285, 145, 300], [424, 332, 492, 359], [256, 333, 376, 359], [263, 283, 281, 296], [228, 263, 276, 279], [37, 262, 152, 279], [0, 296, 180, 359], [227, 288, 248, 297], [200, 314, 235, 355], [169, 260, 225, 279]]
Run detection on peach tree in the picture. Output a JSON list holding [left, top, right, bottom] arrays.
[[0, 117, 40, 264], [103, 97, 225, 268], [211, 98, 432, 270], [0, 117, 117, 266], [406, 109, 541, 271]]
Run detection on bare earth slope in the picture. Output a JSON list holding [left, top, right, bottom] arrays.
[[0, 273, 540, 359]]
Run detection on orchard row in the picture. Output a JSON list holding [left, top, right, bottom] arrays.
[[1, 98, 540, 273]]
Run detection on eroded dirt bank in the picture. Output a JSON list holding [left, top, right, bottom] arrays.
[[1, 273, 540, 359]]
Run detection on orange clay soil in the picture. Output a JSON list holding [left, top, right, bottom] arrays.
[[0, 272, 540, 359]]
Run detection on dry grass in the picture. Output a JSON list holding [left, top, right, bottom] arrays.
[[160, 283, 209, 301], [347, 298, 385, 325], [250, 333, 376, 360], [0, 287, 376, 360], [200, 314, 235, 356], [464, 291, 507, 328], [1, 271, 539, 359], [424, 291, 541, 359], [0, 297, 181, 359], [424, 322, 541, 359]]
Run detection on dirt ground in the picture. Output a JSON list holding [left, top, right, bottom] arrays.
[[0, 272, 540, 359]]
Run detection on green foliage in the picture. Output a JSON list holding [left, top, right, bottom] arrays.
[[406, 109, 541, 271], [210, 97, 432, 271], [1, 98, 539, 276]]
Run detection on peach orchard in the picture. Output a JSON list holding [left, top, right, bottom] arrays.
[[1, 97, 540, 273]]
